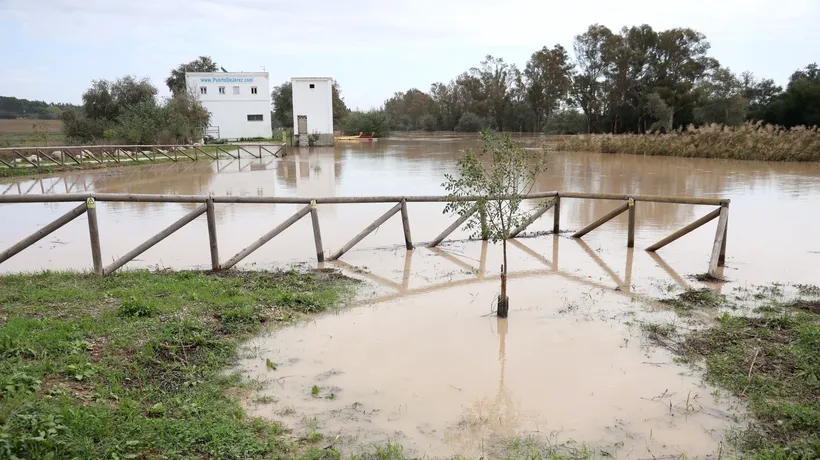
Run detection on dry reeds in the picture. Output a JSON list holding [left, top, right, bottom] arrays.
[[554, 122, 820, 162]]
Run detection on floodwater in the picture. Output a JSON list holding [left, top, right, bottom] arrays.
[[2, 134, 820, 456]]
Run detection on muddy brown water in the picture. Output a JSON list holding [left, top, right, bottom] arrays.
[[2, 134, 819, 456]]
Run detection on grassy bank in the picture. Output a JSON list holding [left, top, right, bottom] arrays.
[[555, 123, 820, 162], [0, 269, 357, 459], [646, 289, 820, 458], [0, 147, 231, 179]]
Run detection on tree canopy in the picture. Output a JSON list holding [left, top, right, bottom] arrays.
[[375, 24, 819, 133], [166, 56, 219, 96], [61, 75, 209, 144], [0, 96, 78, 120]]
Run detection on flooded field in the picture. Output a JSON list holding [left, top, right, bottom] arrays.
[[2, 134, 819, 456]]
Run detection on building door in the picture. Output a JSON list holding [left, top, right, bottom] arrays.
[[297, 116, 307, 134]]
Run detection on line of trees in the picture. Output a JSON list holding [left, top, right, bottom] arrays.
[[0, 96, 79, 120], [59, 57, 217, 144], [381, 24, 820, 134]]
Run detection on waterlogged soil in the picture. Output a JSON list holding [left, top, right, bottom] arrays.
[[236, 242, 746, 458]]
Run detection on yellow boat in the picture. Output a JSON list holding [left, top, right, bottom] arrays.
[[334, 132, 377, 141]]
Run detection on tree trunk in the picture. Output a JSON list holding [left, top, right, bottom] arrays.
[[498, 239, 509, 317]]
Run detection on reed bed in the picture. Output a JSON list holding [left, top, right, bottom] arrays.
[[555, 123, 820, 162]]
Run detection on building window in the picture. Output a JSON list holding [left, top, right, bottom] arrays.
[[200, 87, 207, 95], [251, 86, 258, 94], [247, 114, 263, 121], [218, 86, 226, 95], [233, 86, 240, 95], [309, 83, 315, 89]]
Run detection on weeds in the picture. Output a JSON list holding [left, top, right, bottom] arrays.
[[555, 122, 820, 162], [0, 269, 357, 458], [661, 288, 727, 316], [679, 307, 820, 457]]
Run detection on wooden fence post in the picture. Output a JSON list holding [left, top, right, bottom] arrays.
[[553, 196, 561, 234], [627, 198, 636, 248], [206, 198, 220, 270], [86, 198, 103, 275], [310, 201, 325, 262], [708, 204, 729, 276], [400, 199, 413, 250]]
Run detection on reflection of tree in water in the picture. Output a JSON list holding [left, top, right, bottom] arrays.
[[445, 318, 537, 455]]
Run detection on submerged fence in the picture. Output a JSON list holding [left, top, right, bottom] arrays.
[[0, 144, 286, 170], [0, 192, 730, 277]]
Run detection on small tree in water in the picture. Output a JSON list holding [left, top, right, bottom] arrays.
[[443, 131, 549, 317]]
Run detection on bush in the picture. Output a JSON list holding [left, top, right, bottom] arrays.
[[455, 112, 488, 132], [418, 114, 438, 132], [341, 110, 390, 137], [555, 122, 820, 162]]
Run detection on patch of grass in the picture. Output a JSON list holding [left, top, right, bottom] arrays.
[[0, 269, 357, 459], [680, 306, 820, 457], [661, 287, 728, 315]]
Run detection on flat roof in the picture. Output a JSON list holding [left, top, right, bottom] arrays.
[[186, 72, 269, 77], [291, 77, 333, 81]]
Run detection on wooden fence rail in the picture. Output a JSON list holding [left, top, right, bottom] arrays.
[[0, 192, 730, 277], [0, 144, 285, 170]]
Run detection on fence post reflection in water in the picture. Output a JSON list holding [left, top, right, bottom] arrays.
[[0, 191, 729, 277], [330, 234, 693, 304]]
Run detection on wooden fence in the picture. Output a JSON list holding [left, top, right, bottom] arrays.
[[0, 192, 730, 277], [0, 144, 285, 170]]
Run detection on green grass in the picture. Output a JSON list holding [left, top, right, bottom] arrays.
[[0, 269, 357, 459], [660, 287, 729, 316], [678, 301, 820, 458]]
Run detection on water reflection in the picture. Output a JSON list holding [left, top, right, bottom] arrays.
[[329, 236, 690, 304], [1, 136, 819, 284]]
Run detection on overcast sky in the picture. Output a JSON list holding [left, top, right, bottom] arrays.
[[2, 0, 819, 109]]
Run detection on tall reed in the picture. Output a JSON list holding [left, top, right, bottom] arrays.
[[554, 123, 820, 162]]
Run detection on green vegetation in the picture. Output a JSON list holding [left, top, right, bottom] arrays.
[[661, 288, 728, 315], [555, 123, 820, 162], [378, 25, 819, 135], [645, 292, 820, 458], [60, 75, 210, 145], [166, 56, 219, 96], [443, 131, 548, 316], [0, 269, 357, 459], [0, 96, 79, 120], [341, 110, 391, 138]]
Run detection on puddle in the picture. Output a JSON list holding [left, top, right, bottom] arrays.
[[237, 255, 743, 458]]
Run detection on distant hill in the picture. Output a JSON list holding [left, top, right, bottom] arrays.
[[0, 96, 80, 120]]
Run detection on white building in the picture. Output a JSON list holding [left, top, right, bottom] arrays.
[[291, 77, 334, 146], [185, 72, 272, 140]]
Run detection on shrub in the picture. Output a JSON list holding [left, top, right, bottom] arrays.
[[554, 122, 820, 162], [455, 112, 488, 132], [341, 110, 390, 137]]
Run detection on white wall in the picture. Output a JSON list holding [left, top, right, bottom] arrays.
[[291, 77, 333, 136], [185, 72, 272, 140]]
